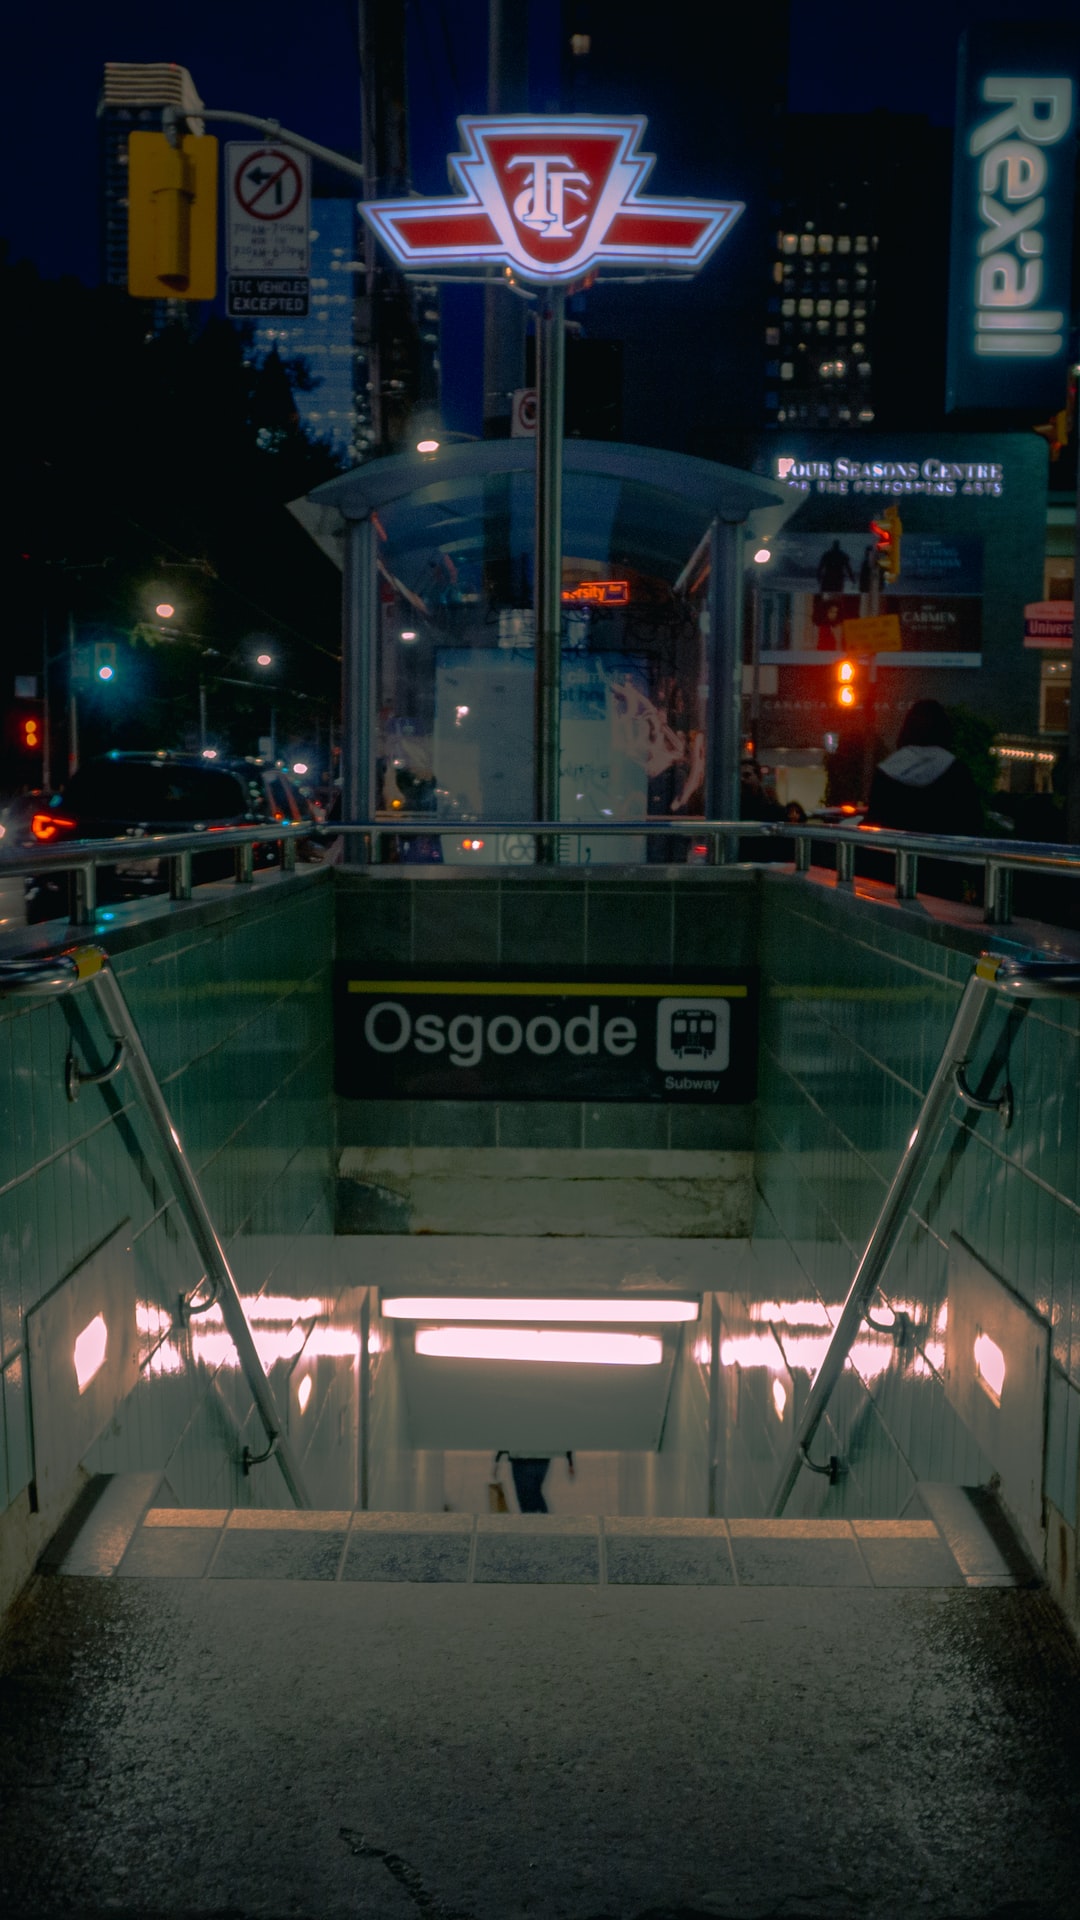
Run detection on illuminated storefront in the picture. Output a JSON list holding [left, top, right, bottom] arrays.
[[747, 431, 1048, 768]]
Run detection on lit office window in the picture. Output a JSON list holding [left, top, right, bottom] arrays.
[[835, 299, 850, 317], [782, 234, 798, 253], [780, 362, 794, 380], [765, 327, 780, 345], [800, 234, 815, 254], [818, 234, 834, 253], [781, 299, 795, 317], [816, 300, 832, 316], [836, 235, 851, 252]]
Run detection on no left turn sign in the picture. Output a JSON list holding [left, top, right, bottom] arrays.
[[226, 143, 311, 290], [235, 149, 304, 221]]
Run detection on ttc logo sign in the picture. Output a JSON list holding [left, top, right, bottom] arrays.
[[360, 116, 744, 285]]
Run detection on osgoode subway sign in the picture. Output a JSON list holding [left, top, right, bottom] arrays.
[[336, 973, 756, 1104]]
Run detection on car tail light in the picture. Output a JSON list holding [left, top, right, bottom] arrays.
[[32, 813, 76, 842]]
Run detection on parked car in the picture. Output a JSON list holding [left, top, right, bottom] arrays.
[[24, 752, 323, 924]]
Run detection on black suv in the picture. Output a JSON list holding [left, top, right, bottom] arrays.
[[25, 752, 322, 923]]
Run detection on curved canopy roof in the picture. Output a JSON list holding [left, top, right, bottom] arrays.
[[290, 439, 799, 577]]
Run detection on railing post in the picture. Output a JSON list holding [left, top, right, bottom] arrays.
[[281, 835, 297, 873], [985, 861, 1013, 925], [794, 834, 811, 873], [836, 838, 855, 885], [894, 847, 918, 900], [235, 842, 254, 885], [69, 864, 97, 927], [170, 850, 193, 901]]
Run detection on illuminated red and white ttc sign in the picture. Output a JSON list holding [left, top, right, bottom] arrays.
[[360, 116, 744, 284]]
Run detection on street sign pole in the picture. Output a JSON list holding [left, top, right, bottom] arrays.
[[67, 611, 79, 778], [534, 285, 565, 860]]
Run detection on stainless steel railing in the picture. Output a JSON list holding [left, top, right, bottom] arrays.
[[4, 815, 1080, 931], [1, 820, 317, 926], [0, 946, 311, 1507], [766, 952, 1080, 1517]]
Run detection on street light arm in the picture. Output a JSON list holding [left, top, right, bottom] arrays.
[[162, 105, 365, 183]]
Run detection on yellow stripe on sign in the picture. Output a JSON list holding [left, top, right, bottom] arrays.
[[347, 980, 748, 999]]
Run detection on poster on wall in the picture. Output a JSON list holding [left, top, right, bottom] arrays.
[[758, 532, 983, 669]]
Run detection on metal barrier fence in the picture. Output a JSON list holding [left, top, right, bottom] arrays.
[[3, 815, 1080, 929]]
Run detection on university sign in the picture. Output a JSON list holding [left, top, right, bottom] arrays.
[[359, 116, 744, 283], [336, 972, 757, 1104], [947, 27, 1077, 412]]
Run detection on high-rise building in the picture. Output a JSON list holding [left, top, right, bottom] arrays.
[[98, 62, 204, 326], [249, 194, 370, 466], [766, 113, 953, 434]]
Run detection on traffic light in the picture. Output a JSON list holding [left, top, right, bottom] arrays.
[[870, 505, 902, 585], [21, 714, 41, 752], [94, 643, 118, 682], [127, 132, 218, 300]]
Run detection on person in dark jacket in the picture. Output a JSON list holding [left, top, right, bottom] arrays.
[[864, 700, 983, 838]]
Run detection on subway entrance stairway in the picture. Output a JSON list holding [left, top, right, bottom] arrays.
[[3, 1478, 1079, 1920], [5, 859, 1080, 1915]]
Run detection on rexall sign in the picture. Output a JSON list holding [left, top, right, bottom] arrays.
[[946, 26, 1077, 413]]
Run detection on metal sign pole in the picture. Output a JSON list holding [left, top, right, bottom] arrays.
[[533, 285, 566, 861]]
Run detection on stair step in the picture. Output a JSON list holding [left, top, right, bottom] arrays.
[[46, 1477, 1032, 1588]]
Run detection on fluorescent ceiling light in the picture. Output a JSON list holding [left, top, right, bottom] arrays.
[[382, 1295, 697, 1323], [414, 1328, 663, 1366]]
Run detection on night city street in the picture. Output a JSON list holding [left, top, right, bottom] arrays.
[[2, 6, 1080, 1918]]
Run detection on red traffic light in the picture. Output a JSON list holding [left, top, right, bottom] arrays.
[[21, 716, 41, 750]]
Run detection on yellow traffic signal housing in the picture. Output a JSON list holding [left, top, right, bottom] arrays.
[[128, 132, 218, 300]]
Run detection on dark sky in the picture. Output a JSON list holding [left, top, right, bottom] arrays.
[[3, 0, 1075, 285]]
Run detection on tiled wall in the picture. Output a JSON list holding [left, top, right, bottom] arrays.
[[739, 874, 1080, 1610], [0, 876, 336, 1598]]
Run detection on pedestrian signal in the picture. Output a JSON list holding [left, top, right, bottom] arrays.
[[835, 657, 862, 709], [128, 132, 218, 300], [870, 504, 902, 585]]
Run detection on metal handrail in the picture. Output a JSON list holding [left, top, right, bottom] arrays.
[[4, 815, 1080, 932], [1, 820, 318, 926], [767, 952, 1080, 1517], [0, 946, 311, 1508], [333, 814, 1080, 874], [330, 816, 1080, 928], [1, 819, 317, 874]]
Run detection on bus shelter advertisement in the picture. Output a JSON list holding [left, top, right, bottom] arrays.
[[758, 531, 983, 668], [336, 970, 757, 1104]]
